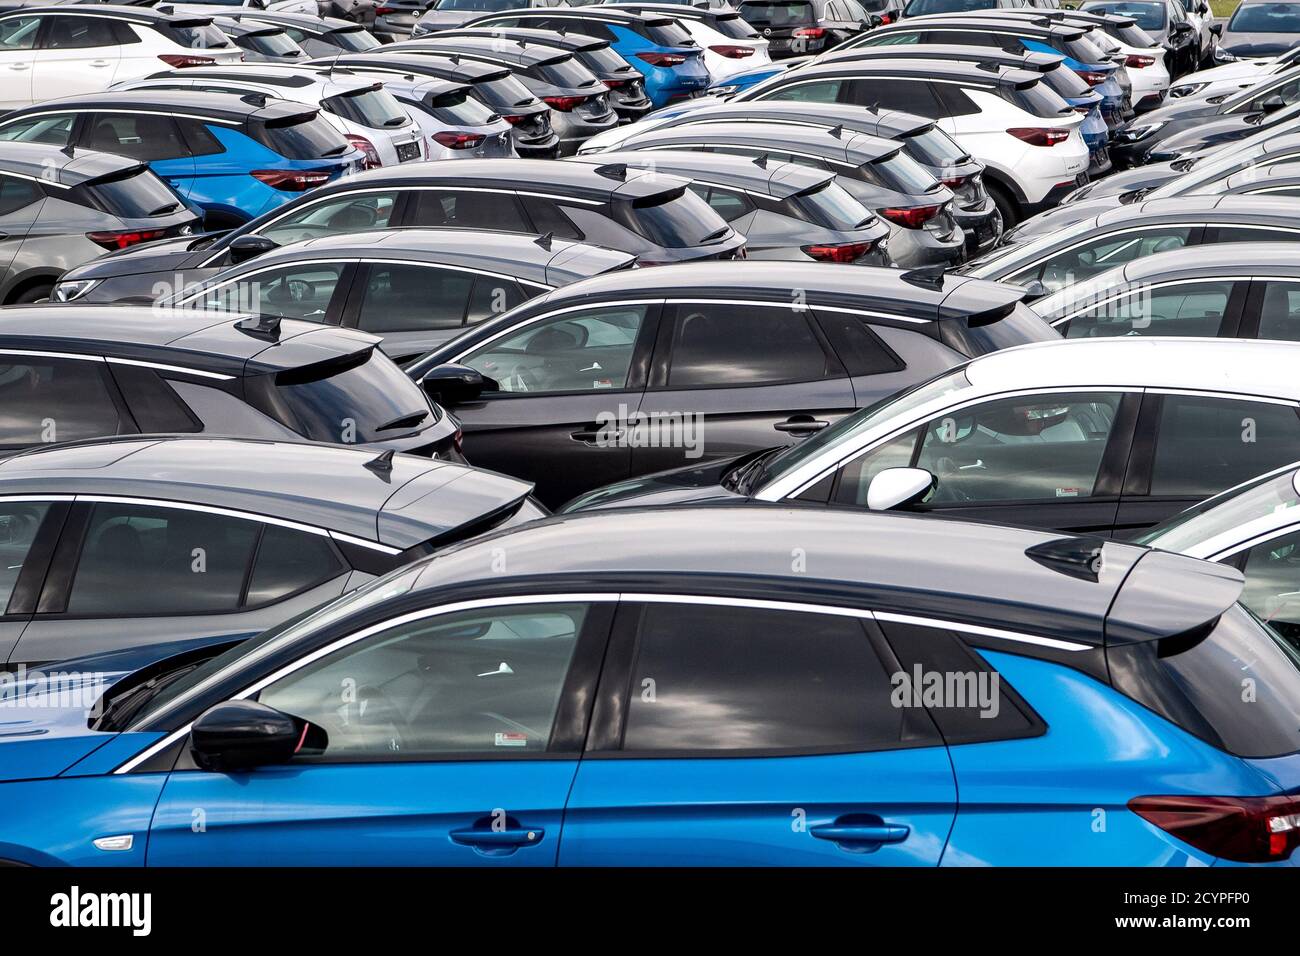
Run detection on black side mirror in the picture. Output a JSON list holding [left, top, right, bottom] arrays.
[[190, 700, 310, 773], [1262, 93, 1287, 112], [420, 362, 487, 405], [229, 234, 279, 264], [1210, 22, 1222, 35]]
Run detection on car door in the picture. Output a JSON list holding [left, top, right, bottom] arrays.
[[560, 599, 957, 866], [11, 500, 352, 665], [1113, 391, 1300, 537], [633, 300, 857, 477], [0, 174, 44, 292], [0, 15, 39, 110], [1052, 279, 1245, 339], [454, 301, 658, 506], [78, 111, 197, 199], [147, 600, 614, 866], [1000, 225, 1203, 294], [31, 14, 122, 101], [0, 499, 68, 665], [182, 260, 355, 325]]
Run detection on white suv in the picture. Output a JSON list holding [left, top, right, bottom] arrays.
[[114, 63, 426, 167], [603, 3, 773, 83], [0, 5, 243, 112]]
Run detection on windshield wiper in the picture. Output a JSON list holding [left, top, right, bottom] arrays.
[[383, 116, 407, 126], [374, 409, 429, 432], [701, 226, 731, 243], [147, 201, 180, 216], [321, 144, 351, 157]]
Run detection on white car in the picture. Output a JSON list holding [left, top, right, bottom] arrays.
[[1169, 45, 1300, 98], [603, 3, 772, 83], [1086, 24, 1171, 112], [114, 63, 426, 167], [1176, 0, 1217, 64], [166, 0, 322, 16], [0, 5, 243, 112]]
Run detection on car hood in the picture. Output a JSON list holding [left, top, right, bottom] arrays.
[[416, 10, 477, 29], [560, 454, 751, 513], [1152, 114, 1255, 152], [0, 665, 133, 782], [1127, 97, 1221, 127], [1221, 36, 1300, 58], [62, 233, 226, 282], [999, 195, 1124, 246]]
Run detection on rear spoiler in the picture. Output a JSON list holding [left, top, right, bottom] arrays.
[[936, 274, 1031, 326], [1105, 550, 1245, 647]]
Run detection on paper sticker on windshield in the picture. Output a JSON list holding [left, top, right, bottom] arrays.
[[495, 732, 528, 748], [1056, 487, 1081, 498]]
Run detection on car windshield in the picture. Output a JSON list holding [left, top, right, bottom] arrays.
[[1137, 468, 1300, 553], [713, 14, 760, 38], [583, 44, 636, 73], [1062, 34, 1111, 65], [328, 26, 383, 50], [939, 302, 1061, 356], [904, 0, 1003, 13], [1229, 2, 1300, 32], [1003, 80, 1077, 118], [247, 29, 304, 56], [427, 87, 498, 124], [1082, 1, 1166, 31], [540, 55, 601, 88], [625, 187, 731, 246], [870, 151, 940, 192], [756, 367, 974, 490], [255, 113, 352, 159], [1043, 64, 1093, 99], [903, 125, 969, 166], [737, 1, 816, 27]]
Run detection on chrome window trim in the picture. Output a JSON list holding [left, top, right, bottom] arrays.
[[998, 222, 1230, 283], [0, 109, 242, 128], [637, 141, 861, 171], [0, 348, 234, 382], [1050, 274, 1258, 323]]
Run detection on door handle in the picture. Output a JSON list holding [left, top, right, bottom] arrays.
[[0, 232, 8, 242], [9, 63, 29, 71], [90, 60, 111, 68], [774, 416, 829, 435], [450, 826, 545, 848], [570, 426, 621, 444], [810, 816, 910, 852]]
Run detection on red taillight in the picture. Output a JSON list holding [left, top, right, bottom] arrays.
[[636, 51, 687, 67], [452, 428, 464, 453], [880, 204, 941, 229], [157, 54, 215, 69], [878, 12, 894, 23], [251, 169, 332, 191], [1129, 795, 1300, 863], [500, 114, 527, 125], [802, 240, 876, 263], [376, 5, 397, 14], [543, 94, 587, 111], [941, 174, 968, 188], [346, 134, 382, 169], [603, 78, 630, 89], [432, 130, 485, 150], [1007, 127, 1071, 146], [1125, 53, 1156, 68], [85, 229, 166, 251], [709, 44, 755, 58], [793, 27, 826, 38], [1076, 69, 1107, 86]]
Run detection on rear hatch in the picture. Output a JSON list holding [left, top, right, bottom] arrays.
[[68, 163, 203, 251], [613, 176, 745, 262], [378, 463, 535, 548], [935, 275, 1055, 355], [737, 0, 823, 54]]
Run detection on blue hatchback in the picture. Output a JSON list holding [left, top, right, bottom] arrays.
[[0, 91, 363, 230], [1, 507, 1298, 867]]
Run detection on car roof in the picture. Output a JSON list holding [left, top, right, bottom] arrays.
[[9, 4, 215, 24], [433, 26, 611, 51], [5, 88, 312, 123], [569, 149, 836, 198], [888, 12, 1089, 37], [665, 101, 935, 138], [400, 36, 576, 67], [237, 9, 361, 31], [821, 44, 1065, 71], [309, 50, 514, 81], [140, 62, 374, 91], [0, 141, 143, 188], [1094, 193, 1300, 227], [621, 119, 903, 163], [779, 57, 1043, 88], [469, 7, 673, 25]]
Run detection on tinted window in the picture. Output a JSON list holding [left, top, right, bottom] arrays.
[[666, 302, 835, 388], [110, 366, 201, 434], [537, 55, 599, 88], [0, 15, 39, 50], [177, 118, 225, 158], [257, 603, 589, 758], [255, 115, 351, 160], [83, 113, 189, 162], [80, 169, 182, 219], [902, 126, 967, 167], [737, 0, 816, 26], [761, 79, 844, 103], [426, 87, 498, 126], [463, 304, 646, 393], [412, 189, 527, 231], [853, 78, 943, 117], [1002, 81, 1075, 119], [1061, 281, 1233, 338], [274, 350, 437, 443], [159, 21, 235, 49], [1228, 2, 1300, 32], [193, 263, 345, 323], [937, 302, 1059, 356], [1042, 64, 1092, 99], [523, 196, 583, 239], [245, 524, 345, 606], [0, 502, 48, 610], [816, 314, 905, 376], [642, 19, 696, 46], [868, 153, 940, 194], [697, 185, 754, 222], [324, 86, 409, 129], [243, 29, 303, 57], [42, 15, 117, 49], [467, 275, 529, 325], [1257, 280, 1300, 342], [0, 358, 125, 447], [357, 264, 473, 333], [624, 188, 729, 248], [620, 603, 937, 753], [0, 113, 73, 146], [0, 175, 41, 216], [1239, 528, 1300, 648], [1011, 227, 1194, 292], [1149, 395, 1300, 497], [68, 503, 259, 615], [328, 26, 382, 51], [835, 428, 920, 506], [713, 14, 760, 38], [1082, 1, 1165, 30], [1211, 226, 1300, 244], [904, 0, 1001, 12], [787, 181, 873, 229], [259, 192, 398, 246]]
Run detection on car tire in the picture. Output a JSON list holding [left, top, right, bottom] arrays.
[[987, 181, 1020, 229], [10, 284, 52, 305]]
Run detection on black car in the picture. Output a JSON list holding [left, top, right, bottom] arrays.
[[407, 261, 1056, 505], [737, 0, 873, 57], [54, 160, 745, 304]]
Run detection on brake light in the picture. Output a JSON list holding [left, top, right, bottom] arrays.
[[1074, 104, 1093, 114], [636, 51, 687, 67], [794, 27, 826, 38], [1075, 69, 1107, 86], [543, 94, 587, 111], [709, 44, 755, 58], [251, 169, 332, 191], [85, 229, 166, 251], [1125, 53, 1156, 68], [941, 174, 968, 188], [346, 134, 382, 169], [433, 130, 485, 150], [878, 12, 894, 23], [157, 54, 215, 68], [603, 78, 630, 89], [376, 5, 398, 14], [880, 205, 942, 229], [500, 114, 527, 125], [1129, 795, 1300, 863], [1007, 127, 1071, 146], [802, 240, 876, 263], [452, 428, 464, 453]]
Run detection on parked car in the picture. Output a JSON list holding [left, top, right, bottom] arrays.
[[6, 502, 1297, 865], [306, 50, 560, 157], [1170, 43, 1300, 97], [734, 57, 1089, 224], [0, 435, 541, 667], [0, 90, 364, 229], [422, 26, 654, 123], [1079, 0, 1200, 76], [406, 261, 1055, 504], [1213, 0, 1300, 60], [958, 195, 1300, 297], [1030, 240, 1300, 340], [461, 6, 710, 106], [239, 8, 385, 54], [604, 3, 774, 85], [736, 0, 873, 57], [569, 150, 893, 264], [114, 63, 427, 169], [51, 160, 745, 304], [0, 4, 242, 111], [1177, 0, 1217, 64], [371, 0, 429, 42], [411, 0, 559, 36], [207, 14, 310, 62], [162, 227, 636, 363], [603, 119, 966, 266], [901, 0, 1032, 14]]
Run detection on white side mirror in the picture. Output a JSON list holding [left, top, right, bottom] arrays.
[[866, 467, 936, 512]]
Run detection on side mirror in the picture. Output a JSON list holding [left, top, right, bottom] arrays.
[[420, 362, 486, 405], [190, 700, 310, 773], [229, 234, 279, 264], [1210, 22, 1222, 35], [866, 466, 936, 511], [1261, 94, 1286, 113], [1021, 278, 1048, 300]]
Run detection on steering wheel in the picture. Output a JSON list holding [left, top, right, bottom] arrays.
[[932, 456, 975, 503]]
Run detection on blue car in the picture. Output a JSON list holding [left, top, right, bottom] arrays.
[[706, 59, 790, 96], [0, 90, 364, 230], [2, 507, 1298, 867], [463, 7, 710, 107]]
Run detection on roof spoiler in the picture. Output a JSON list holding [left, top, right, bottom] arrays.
[[936, 275, 1030, 325], [1105, 550, 1244, 647]]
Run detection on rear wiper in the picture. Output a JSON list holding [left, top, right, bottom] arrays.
[[383, 116, 407, 126], [701, 226, 731, 243], [322, 144, 351, 156], [147, 201, 180, 216], [375, 409, 429, 432]]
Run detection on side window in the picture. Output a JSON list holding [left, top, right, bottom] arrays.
[[1257, 280, 1300, 342], [934, 83, 981, 117], [357, 264, 473, 333], [0, 175, 42, 217], [176, 118, 225, 158], [192, 263, 345, 322], [411, 189, 528, 232], [462, 304, 647, 394], [109, 365, 201, 434], [0, 358, 126, 448], [66, 503, 260, 615], [619, 602, 939, 753], [83, 113, 189, 162], [834, 429, 920, 506], [0, 15, 40, 50], [1207, 226, 1300, 243], [864, 31, 920, 44], [914, 392, 1124, 503], [258, 192, 399, 246], [245, 525, 345, 606], [467, 275, 529, 325], [700, 186, 754, 223], [1012, 227, 1195, 292], [0, 113, 74, 146], [1062, 281, 1234, 339], [256, 603, 592, 759], [41, 15, 118, 49], [1238, 529, 1300, 645], [1148, 396, 1300, 498], [849, 77, 941, 117], [760, 79, 844, 103], [815, 313, 905, 376], [663, 302, 836, 389], [523, 196, 583, 240], [1247, 75, 1300, 112], [0, 502, 50, 610]]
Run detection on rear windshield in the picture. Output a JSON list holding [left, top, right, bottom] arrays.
[[275, 350, 439, 444], [582, 44, 637, 74], [1062, 34, 1111, 64], [325, 86, 410, 129], [904, 0, 1001, 14], [1113, 23, 1157, 46], [427, 87, 498, 124], [870, 152, 940, 193], [788, 181, 875, 229], [1229, 2, 1300, 32], [713, 13, 760, 38], [938, 302, 1059, 356], [626, 187, 730, 247], [737, 1, 815, 28], [327, 26, 383, 51], [80, 169, 183, 219], [160, 21, 235, 49], [255, 114, 352, 159], [245, 29, 304, 57], [537, 55, 600, 89], [643, 18, 697, 46], [435, 0, 520, 9], [476, 75, 540, 111], [1002, 81, 1075, 118], [1043, 64, 1092, 99], [1083, 2, 1166, 31], [1109, 604, 1300, 758], [903, 126, 968, 167]]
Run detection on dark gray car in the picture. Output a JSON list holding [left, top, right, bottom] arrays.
[[0, 435, 543, 666], [162, 227, 637, 363], [568, 150, 892, 264], [1215, 0, 1300, 59], [0, 142, 202, 305], [605, 119, 964, 266], [240, 9, 386, 55]]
